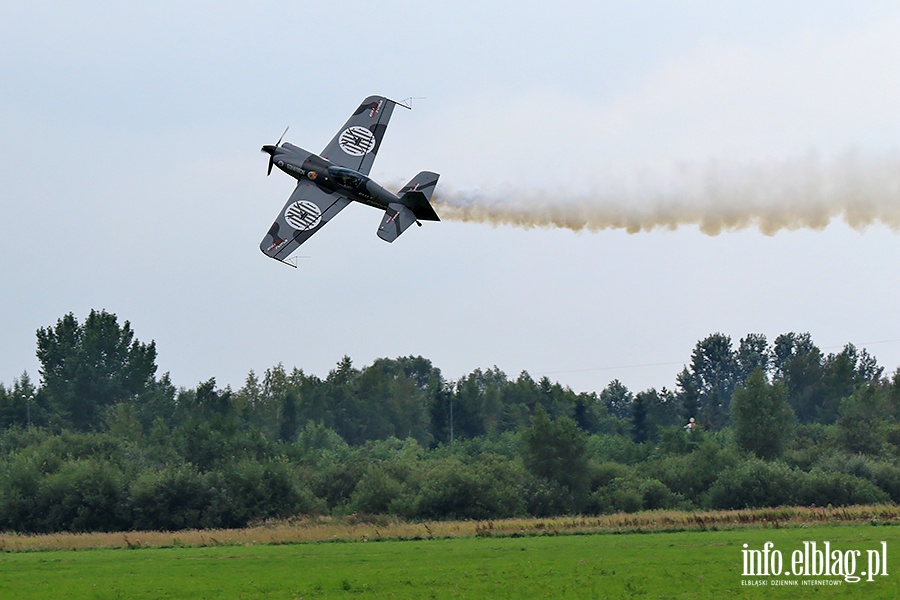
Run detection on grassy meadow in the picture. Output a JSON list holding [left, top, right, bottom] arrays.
[[1, 511, 898, 598]]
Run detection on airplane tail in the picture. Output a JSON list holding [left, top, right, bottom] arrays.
[[377, 202, 417, 242], [399, 171, 440, 222], [376, 171, 440, 242]]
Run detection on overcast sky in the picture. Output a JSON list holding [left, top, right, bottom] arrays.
[[2, 1, 899, 395]]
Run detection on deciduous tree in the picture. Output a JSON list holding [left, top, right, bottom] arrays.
[[36, 311, 157, 431], [731, 368, 795, 460], [521, 409, 589, 504]]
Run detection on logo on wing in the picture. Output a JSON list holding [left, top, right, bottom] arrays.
[[284, 200, 322, 231], [339, 126, 376, 156]]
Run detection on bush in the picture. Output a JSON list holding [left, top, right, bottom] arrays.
[[794, 469, 889, 507], [349, 464, 404, 514], [312, 458, 370, 510], [523, 477, 577, 517], [655, 426, 706, 455], [870, 461, 900, 502], [638, 478, 680, 510], [208, 459, 309, 528], [39, 431, 126, 467], [587, 477, 641, 514], [585, 434, 648, 464], [0, 453, 44, 532], [611, 488, 643, 513], [589, 461, 635, 490], [174, 421, 276, 472], [130, 464, 213, 531], [34, 459, 128, 533], [645, 442, 739, 504], [0, 426, 51, 455], [805, 452, 900, 503], [707, 460, 796, 509], [412, 455, 524, 520], [586, 476, 680, 514]]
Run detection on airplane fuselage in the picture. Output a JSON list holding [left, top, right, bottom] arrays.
[[263, 142, 400, 212], [259, 95, 439, 265]]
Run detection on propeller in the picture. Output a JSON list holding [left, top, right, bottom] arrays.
[[261, 126, 289, 176]]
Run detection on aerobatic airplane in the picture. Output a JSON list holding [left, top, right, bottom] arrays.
[[260, 95, 440, 266]]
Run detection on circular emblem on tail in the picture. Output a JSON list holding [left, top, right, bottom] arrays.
[[284, 200, 322, 231], [339, 126, 376, 156]]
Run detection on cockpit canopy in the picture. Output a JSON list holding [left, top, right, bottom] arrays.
[[327, 166, 365, 189]]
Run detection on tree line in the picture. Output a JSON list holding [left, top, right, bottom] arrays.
[[0, 310, 897, 533]]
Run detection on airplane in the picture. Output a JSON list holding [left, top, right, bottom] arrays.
[[260, 95, 440, 266]]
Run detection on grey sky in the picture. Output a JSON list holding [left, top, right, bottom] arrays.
[[2, 1, 899, 395]]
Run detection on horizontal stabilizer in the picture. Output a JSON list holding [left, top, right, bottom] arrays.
[[398, 171, 440, 221], [377, 203, 417, 243]]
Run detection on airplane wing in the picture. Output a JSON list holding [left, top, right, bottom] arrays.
[[319, 95, 398, 175], [260, 182, 351, 265]]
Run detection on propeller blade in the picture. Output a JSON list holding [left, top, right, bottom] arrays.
[[262, 126, 289, 176], [276, 125, 289, 146]]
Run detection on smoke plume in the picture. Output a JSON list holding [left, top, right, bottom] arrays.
[[431, 153, 900, 235]]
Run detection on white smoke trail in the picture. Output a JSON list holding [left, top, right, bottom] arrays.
[[431, 152, 900, 235]]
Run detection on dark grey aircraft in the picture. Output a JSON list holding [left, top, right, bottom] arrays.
[[260, 95, 440, 266]]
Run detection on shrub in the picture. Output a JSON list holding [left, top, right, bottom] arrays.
[[523, 477, 577, 517], [0, 453, 44, 531], [794, 469, 889, 507], [312, 457, 370, 509], [586, 476, 680, 514], [645, 442, 739, 504], [350, 464, 404, 515], [707, 460, 796, 509], [208, 459, 308, 528], [413, 455, 524, 520], [585, 433, 648, 464], [589, 461, 634, 490], [870, 461, 900, 502], [130, 464, 213, 531], [638, 478, 680, 510], [34, 459, 128, 533]]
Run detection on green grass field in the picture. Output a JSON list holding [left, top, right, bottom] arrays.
[[2, 524, 898, 599]]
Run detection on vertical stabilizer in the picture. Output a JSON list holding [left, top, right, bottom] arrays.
[[398, 171, 440, 222]]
